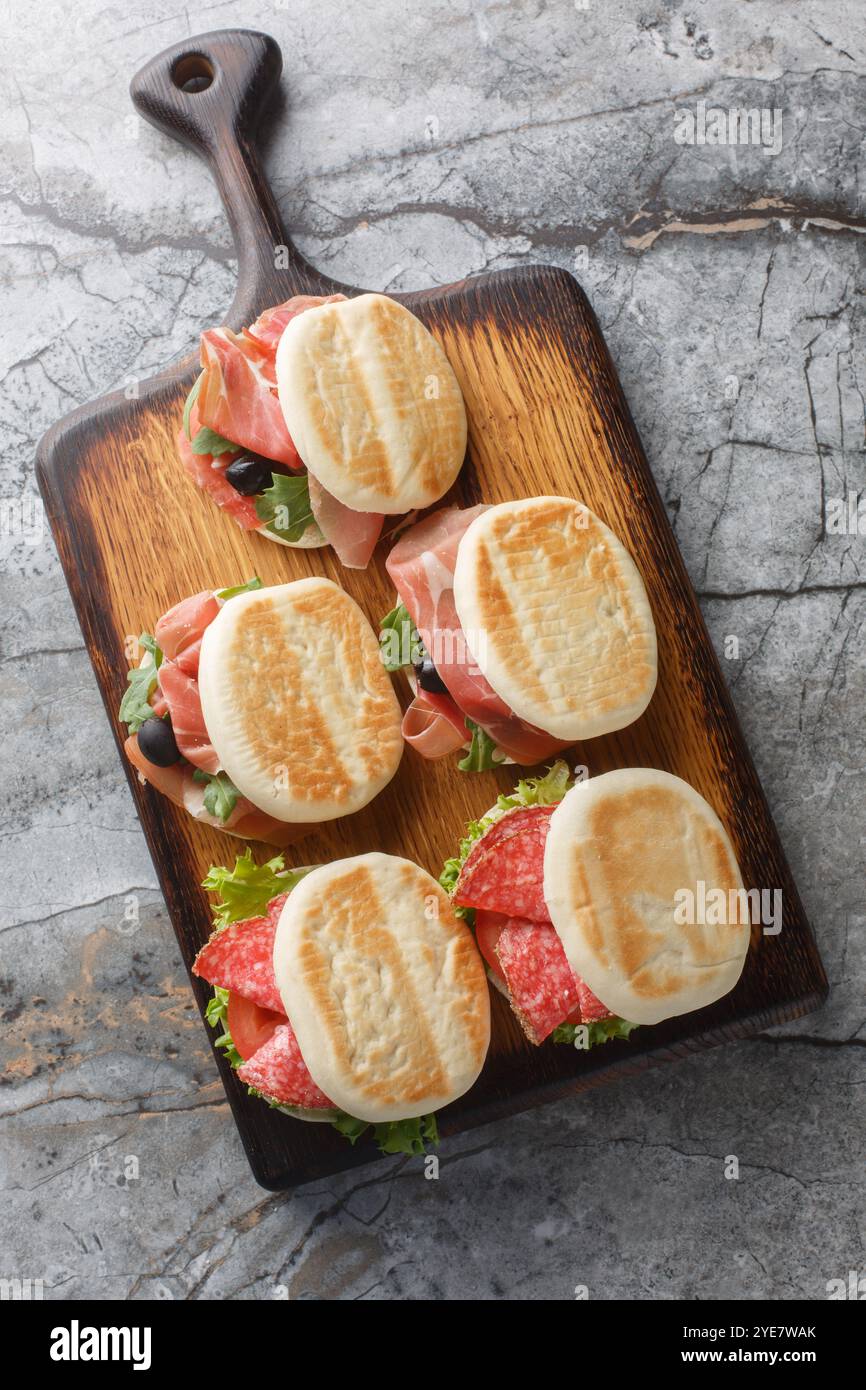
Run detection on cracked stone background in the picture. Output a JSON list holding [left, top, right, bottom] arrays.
[[1, 0, 863, 1301]]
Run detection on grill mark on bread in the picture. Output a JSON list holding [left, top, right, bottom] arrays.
[[472, 498, 655, 723], [228, 585, 401, 810], [277, 294, 467, 512], [582, 784, 745, 1000], [297, 864, 450, 1108], [277, 854, 491, 1119]]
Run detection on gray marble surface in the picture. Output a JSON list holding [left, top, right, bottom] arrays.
[[1, 0, 863, 1301]]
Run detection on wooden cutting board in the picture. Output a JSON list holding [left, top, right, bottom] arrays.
[[36, 29, 827, 1190]]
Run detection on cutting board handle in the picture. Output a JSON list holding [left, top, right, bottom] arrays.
[[130, 28, 340, 321]]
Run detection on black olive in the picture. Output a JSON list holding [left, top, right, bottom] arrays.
[[137, 716, 182, 767], [225, 455, 274, 495], [414, 655, 449, 694]]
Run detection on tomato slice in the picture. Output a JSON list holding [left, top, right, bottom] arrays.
[[474, 909, 508, 986], [226, 992, 287, 1062]]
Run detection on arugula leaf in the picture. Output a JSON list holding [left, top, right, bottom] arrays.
[[193, 769, 241, 823], [458, 718, 505, 773], [378, 601, 423, 672], [255, 473, 314, 542], [205, 987, 244, 1069], [203, 848, 312, 930], [332, 1110, 440, 1156], [118, 632, 164, 733], [182, 372, 203, 439], [439, 759, 574, 906], [191, 425, 238, 457], [551, 1016, 640, 1047], [215, 576, 263, 601]]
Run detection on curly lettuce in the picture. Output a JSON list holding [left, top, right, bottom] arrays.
[[202, 848, 311, 930], [551, 1017, 640, 1047]]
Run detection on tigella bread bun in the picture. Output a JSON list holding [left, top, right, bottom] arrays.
[[382, 497, 658, 770], [544, 768, 750, 1026], [276, 293, 467, 515], [198, 578, 403, 824], [273, 853, 491, 1123], [441, 762, 750, 1045], [194, 849, 491, 1156], [118, 577, 402, 843], [452, 496, 657, 742]]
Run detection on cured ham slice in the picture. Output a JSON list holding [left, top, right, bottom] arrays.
[[178, 424, 260, 531], [401, 692, 467, 759], [155, 590, 220, 663], [198, 327, 302, 468], [156, 660, 221, 774], [386, 507, 571, 764], [244, 293, 346, 353], [196, 295, 347, 469], [307, 471, 383, 569]]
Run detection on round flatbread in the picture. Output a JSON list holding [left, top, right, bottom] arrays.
[[273, 853, 491, 1122], [275, 293, 467, 514], [198, 579, 403, 823], [452, 496, 657, 741], [543, 768, 750, 1025]]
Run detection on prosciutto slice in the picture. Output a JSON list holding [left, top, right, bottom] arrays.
[[197, 327, 302, 468], [401, 692, 468, 759], [307, 471, 383, 569], [386, 507, 571, 764]]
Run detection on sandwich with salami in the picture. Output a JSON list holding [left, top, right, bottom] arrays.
[[118, 576, 403, 845], [380, 495, 658, 769], [180, 292, 467, 569], [441, 763, 750, 1046], [194, 849, 491, 1155]]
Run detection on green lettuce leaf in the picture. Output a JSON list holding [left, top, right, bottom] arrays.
[[202, 848, 312, 929], [332, 1110, 440, 1156], [192, 770, 241, 823], [215, 576, 263, 601], [378, 601, 423, 672], [439, 759, 573, 906], [182, 372, 203, 439], [191, 425, 237, 457], [458, 718, 505, 773], [255, 473, 314, 542], [205, 987, 244, 1069], [551, 1016, 640, 1047], [118, 632, 164, 733]]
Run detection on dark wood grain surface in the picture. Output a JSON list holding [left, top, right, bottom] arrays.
[[35, 28, 827, 1190]]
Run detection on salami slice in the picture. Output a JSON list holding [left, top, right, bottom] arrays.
[[193, 893, 289, 1013], [454, 806, 554, 921], [237, 1020, 335, 1108], [575, 978, 613, 1023], [494, 916, 581, 1044]]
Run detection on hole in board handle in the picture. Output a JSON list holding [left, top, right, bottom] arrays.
[[171, 54, 214, 94]]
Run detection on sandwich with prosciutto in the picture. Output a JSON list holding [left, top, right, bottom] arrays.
[[118, 576, 402, 845], [194, 849, 491, 1155], [180, 292, 467, 569], [380, 496, 658, 770], [441, 763, 750, 1046]]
